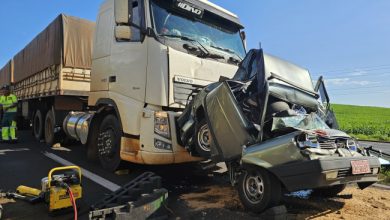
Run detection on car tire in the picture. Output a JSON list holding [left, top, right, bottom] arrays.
[[97, 114, 122, 172], [237, 166, 281, 213], [194, 118, 211, 158], [312, 184, 347, 197], [44, 109, 57, 147], [33, 110, 44, 141]]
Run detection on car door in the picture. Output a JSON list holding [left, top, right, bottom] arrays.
[[315, 76, 339, 129], [204, 81, 255, 162], [204, 50, 268, 162]]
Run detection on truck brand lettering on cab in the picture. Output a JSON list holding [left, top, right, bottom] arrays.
[[175, 1, 204, 17], [175, 76, 194, 84]]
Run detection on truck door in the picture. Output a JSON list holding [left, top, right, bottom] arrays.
[[109, 0, 148, 102], [315, 76, 339, 129]]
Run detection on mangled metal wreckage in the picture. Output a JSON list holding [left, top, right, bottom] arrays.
[[177, 49, 381, 212]]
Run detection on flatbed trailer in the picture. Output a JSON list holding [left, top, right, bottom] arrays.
[[8, 14, 95, 145]]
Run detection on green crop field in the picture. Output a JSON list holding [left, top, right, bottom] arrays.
[[332, 104, 390, 142]]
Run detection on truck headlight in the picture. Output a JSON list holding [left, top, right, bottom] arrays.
[[154, 111, 171, 139]]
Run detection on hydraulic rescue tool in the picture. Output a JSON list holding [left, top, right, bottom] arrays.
[[14, 166, 82, 218]]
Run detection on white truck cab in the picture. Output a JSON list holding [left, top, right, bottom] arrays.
[[65, 0, 246, 171]]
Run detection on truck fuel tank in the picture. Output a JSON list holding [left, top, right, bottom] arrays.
[[63, 112, 94, 145]]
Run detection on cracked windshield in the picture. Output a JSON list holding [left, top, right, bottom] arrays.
[[151, 0, 246, 59]]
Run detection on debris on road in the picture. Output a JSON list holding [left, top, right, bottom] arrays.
[[89, 172, 168, 220]]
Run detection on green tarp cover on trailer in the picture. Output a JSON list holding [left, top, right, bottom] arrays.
[[13, 14, 95, 83]]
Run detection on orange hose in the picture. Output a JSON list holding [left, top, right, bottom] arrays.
[[67, 187, 77, 220]]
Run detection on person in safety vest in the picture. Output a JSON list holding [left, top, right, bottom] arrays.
[[0, 85, 18, 143]]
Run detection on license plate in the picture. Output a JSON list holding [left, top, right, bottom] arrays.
[[351, 160, 371, 175]]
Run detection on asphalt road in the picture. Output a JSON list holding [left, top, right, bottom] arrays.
[[1, 131, 389, 220], [360, 141, 390, 155], [0, 131, 236, 220]]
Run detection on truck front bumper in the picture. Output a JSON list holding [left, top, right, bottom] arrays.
[[269, 156, 381, 192]]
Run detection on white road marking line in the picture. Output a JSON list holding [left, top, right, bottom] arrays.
[[43, 152, 120, 192], [0, 148, 30, 155]]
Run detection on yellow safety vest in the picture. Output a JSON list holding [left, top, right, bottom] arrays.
[[0, 94, 18, 113]]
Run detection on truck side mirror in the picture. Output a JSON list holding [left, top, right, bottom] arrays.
[[114, 0, 132, 40], [240, 31, 247, 50], [114, 0, 131, 24], [115, 26, 132, 40]]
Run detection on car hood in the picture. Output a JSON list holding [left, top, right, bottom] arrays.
[[296, 128, 351, 139]]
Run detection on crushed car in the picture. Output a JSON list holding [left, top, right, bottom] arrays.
[[176, 49, 381, 213]]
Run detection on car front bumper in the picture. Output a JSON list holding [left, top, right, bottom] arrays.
[[269, 156, 381, 192]]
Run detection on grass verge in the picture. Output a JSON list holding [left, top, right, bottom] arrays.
[[379, 167, 390, 185], [332, 104, 390, 142]]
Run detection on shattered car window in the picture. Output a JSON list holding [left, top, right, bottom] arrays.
[[272, 112, 330, 131]]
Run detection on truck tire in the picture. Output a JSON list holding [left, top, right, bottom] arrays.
[[97, 114, 122, 172], [194, 119, 211, 158], [312, 184, 346, 197], [238, 166, 281, 213], [44, 109, 57, 146], [86, 114, 103, 162], [33, 110, 44, 141]]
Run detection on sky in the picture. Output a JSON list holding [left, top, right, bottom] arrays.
[[0, 0, 389, 107]]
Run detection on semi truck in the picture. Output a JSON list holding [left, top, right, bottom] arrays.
[[0, 0, 246, 171]]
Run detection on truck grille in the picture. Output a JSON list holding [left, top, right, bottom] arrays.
[[319, 140, 337, 150], [337, 168, 374, 178], [173, 82, 204, 106]]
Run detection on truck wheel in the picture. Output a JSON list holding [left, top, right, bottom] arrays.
[[238, 166, 281, 213], [86, 115, 102, 162], [97, 114, 122, 172], [44, 109, 57, 146], [312, 184, 346, 197], [194, 119, 211, 158], [33, 110, 44, 141]]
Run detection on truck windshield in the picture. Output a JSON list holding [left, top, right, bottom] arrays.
[[150, 0, 246, 59]]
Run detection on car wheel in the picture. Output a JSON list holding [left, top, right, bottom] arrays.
[[44, 109, 57, 146], [97, 114, 122, 172], [194, 119, 211, 158], [312, 184, 346, 197], [238, 166, 281, 213], [33, 110, 44, 141]]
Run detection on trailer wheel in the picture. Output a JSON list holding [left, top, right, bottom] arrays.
[[44, 109, 57, 146], [97, 114, 122, 172], [238, 166, 281, 213], [194, 118, 211, 158], [33, 110, 44, 141]]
